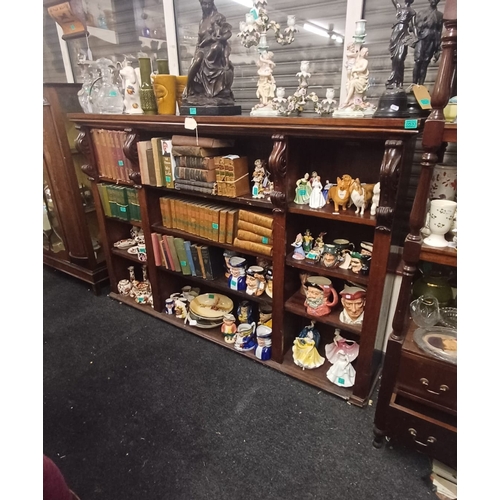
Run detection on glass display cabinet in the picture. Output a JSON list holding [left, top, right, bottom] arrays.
[[43, 83, 108, 293]]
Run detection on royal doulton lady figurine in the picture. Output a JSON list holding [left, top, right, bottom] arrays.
[[294, 173, 312, 204], [292, 321, 325, 369]]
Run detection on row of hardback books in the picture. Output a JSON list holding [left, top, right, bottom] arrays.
[[97, 183, 141, 222]]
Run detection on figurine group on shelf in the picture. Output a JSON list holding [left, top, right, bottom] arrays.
[[291, 227, 372, 276], [251, 159, 274, 199], [294, 171, 380, 217]]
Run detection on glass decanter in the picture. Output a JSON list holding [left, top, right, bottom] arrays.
[[77, 61, 93, 113], [94, 58, 124, 114], [88, 61, 102, 113], [410, 295, 440, 329]]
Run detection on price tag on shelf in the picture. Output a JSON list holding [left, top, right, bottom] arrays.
[[184, 117, 199, 145]]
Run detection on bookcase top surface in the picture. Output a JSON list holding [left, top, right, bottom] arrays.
[[68, 113, 424, 139]]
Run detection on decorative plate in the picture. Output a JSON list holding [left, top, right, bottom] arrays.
[[114, 238, 136, 249], [186, 313, 223, 329], [413, 326, 457, 365], [189, 293, 234, 319], [127, 246, 139, 255], [439, 307, 457, 329]]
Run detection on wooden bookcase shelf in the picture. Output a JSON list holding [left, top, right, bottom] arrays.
[[373, 0, 457, 467], [70, 112, 423, 407]]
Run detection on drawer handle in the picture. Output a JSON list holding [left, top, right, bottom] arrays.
[[419, 378, 449, 395], [408, 428, 437, 447]]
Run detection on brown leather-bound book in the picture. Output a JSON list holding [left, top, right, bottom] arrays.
[[225, 209, 238, 244], [172, 145, 226, 158], [238, 209, 273, 229], [171, 135, 235, 148], [218, 208, 229, 243], [174, 166, 216, 183], [237, 220, 273, 239], [177, 156, 216, 170], [237, 229, 273, 246], [233, 238, 273, 257]]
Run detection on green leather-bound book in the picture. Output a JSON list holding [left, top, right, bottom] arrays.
[[173, 237, 191, 276]]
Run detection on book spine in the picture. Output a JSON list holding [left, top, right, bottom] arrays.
[[137, 141, 150, 185], [196, 244, 206, 279], [146, 144, 156, 186], [163, 150, 175, 188], [174, 179, 216, 189], [174, 183, 215, 195], [237, 219, 273, 239], [157, 233, 168, 268], [97, 183, 112, 217], [174, 167, 216, 183], [177, 156, 216, 170], [218, 209, 228, 244], [103, 130, 116, 180], [151, 232, 162, 267], [183, 240, 197, 277], [117, 130, 134, 180], [238, 209, 274, 229], [233, 237, 273, 257], [190, 243, 203, 278], [172, 145, 224, 157], [92, 129, 106, 178], [236, 229, 273, 246], [174, 237, 191, 276], [171, 135, 235, 148], [226, 210, 238, 244], [200, 246, 214, 280], [166, 235, 181, 272], [162, 235, 174, 270]]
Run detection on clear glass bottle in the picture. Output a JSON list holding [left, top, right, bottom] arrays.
[[88, 61, 102, 114], [95, 58, 124, 114], [77, 61, 93, 113]]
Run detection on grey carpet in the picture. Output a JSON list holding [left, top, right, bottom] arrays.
[[44, 266, 436, 500]]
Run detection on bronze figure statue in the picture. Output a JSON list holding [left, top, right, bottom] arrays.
[[386, 0, 417, 89], [412, 0, 444, 85], [181, 0, 241, 115]]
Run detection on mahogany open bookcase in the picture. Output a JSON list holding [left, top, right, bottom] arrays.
[[69, 113, 423, 407]]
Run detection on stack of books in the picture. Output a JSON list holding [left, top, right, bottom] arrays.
[[214, 155, 250, 198], [171, 135, 234, 194], [159, 196, 239, 244], [137, 137, 175, 188], [233, 209, 273, 256], [90, 129, 135, 182], [150, 233, 224, 280], [97, 183, 141, 222]]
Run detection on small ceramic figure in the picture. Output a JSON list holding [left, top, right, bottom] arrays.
[[349, 178, 375, 216], [349, 252, 365, 274], [246, 265, 266, 296], [326, 175, 353, 212], [321, 244, 342, 268], [234, 321, 257, 352], [255, 324, 272, 360], [325, 329, 360, 364], [370, 182, 381, 216], [258, 303, 273, 328], [339, 286, 367, 325], [251, 159, 266, 198], [164, 297, 175, 315], [237, 300, 255, 324], [315, 88, 337, 115], [119, 60, 144, 114], [223, 250, 238, 278], [294, 173, 312, 204], [264, 267, 273, 298], [228, 256, 247, 291], [322, 180, 334, 201], [304, 279, 339, 317], [292, 321, 325, 370], [118, 279, 132, 295], [313, 232, 327, 254], [309, 175, 326, 209], [221, 313, 237, 343], [326, 351, 356, 387], [272, 86, 288, 114], [302, 229, 314, 254], [292, 233, 306, 260]]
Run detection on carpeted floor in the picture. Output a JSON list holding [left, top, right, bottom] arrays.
[[44, 266, 437, 500]]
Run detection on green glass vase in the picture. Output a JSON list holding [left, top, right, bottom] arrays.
[[138, 57, 157, 115]]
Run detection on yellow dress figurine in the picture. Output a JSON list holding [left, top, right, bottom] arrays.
[[292, 321, 325, 369]]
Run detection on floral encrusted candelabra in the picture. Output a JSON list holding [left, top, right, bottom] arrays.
[[238, 0, 298, 116]]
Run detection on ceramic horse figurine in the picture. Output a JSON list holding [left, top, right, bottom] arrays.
[[349, 178, 375, 216]]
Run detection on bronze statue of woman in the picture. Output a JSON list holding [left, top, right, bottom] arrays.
[[386, 0, 417, 89], [181, 0, 240, 114]]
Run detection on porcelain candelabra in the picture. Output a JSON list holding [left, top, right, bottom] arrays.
[[238, 0, 298, 116]]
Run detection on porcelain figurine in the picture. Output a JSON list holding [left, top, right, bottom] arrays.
[[321, 244, 342, 268], [237, 300, 255, 325], [326, 350, 356, 387], [234, 321, 257, 352], [294, 173, 312, 204], [255, 324, 272, 360], [302, 229, 314, 254], [221, 313, 237, 343], [315, 88, 337, 115], [313, 232, 327, 255], [349, 178, 375, 216], [164, 297, 175, 315], [309, 175, 326, 209], [304, 278, 339, 317], [326, 175, 353, 212], [349, 252, 367, 274], [228, 256, 247, 291], [339, 286, 367, 325], [223, 250, 239, 278], [370, 182, 381, 216], [292, 321, 325, 369], [258, 303, 273, 328], [322, 180, 334, 201], [246, 265, 266, 296], [119, 59, 144, 114], [264, 267, 273, 298], [325, 329, 360, 364], [118, 279, 132, 295], [291, 233, 306, 260]]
